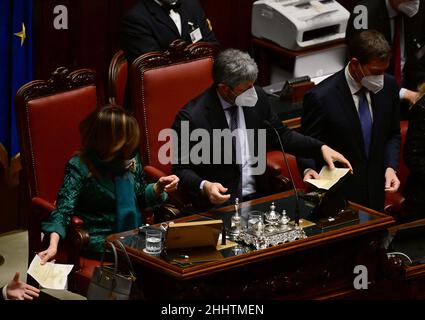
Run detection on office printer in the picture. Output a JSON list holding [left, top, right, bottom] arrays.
[[252, 0, 350, 50]]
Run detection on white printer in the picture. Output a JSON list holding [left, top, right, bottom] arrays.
[[252, 0, 350, 50]]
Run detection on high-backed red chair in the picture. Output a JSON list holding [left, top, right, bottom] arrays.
[[266, 151, 305, 192], [384, 120, 410, 219], [15, 67, 99, 295], [108, 50, 128, 107], [130, 40, 218, 214]]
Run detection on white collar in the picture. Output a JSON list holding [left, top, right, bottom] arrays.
[[217, 90, 234, 110], [345, 63, 362, 95]]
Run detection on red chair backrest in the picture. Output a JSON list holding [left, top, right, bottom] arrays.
[[16, 68, 98, 203], [108, 50, 128, 107], [130, 40, 218, 174]]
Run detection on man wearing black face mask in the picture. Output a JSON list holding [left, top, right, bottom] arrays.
[[346, 0, 425, 109], [298, 30, 401, 212], [121, 0, 218, 65]]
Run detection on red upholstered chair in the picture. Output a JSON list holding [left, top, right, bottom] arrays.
[[15, 67, 99, 296], [266, 150, 305, 193], [384, 120, 410, 219], [108, 50, 128, 107], [130, 40, 219, 216]]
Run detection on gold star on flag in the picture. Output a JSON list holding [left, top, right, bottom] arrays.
[[14, 22, 26, 46]]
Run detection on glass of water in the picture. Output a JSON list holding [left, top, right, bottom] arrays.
[[143, 228, 162, 255]]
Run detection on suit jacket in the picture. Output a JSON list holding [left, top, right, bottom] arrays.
[[346, 0, 425, 90], [297, 69, 401, 211], [121, 0, 217, 64], [172, 86, 324, 210]]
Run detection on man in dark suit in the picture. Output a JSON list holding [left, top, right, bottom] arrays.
[[171, 49, 352, 210], [346, 0, 425, 106], [298, 30, 401, 212], [121, 0, 217, 65]]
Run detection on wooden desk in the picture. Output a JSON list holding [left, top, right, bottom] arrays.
[[381, 218, 425, 299], [108, 191, 394, 300], [252, 37, 346, 86]]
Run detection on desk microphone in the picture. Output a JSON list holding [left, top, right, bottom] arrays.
[[263, 120, 301, 226]]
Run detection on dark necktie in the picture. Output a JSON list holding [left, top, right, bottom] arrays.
[[357, 89, 373, 158], [162, 1, 181, 13], [392, 15, 402, 86], [227, 105, 243, 200]]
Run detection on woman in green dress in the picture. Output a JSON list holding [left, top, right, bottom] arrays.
[[38, 105, 179, 261]]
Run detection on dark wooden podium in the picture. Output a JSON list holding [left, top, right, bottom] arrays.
[[108, 191, 395, 300]]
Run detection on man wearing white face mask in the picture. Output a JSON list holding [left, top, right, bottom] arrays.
[[347, 0, 425, 111], [172, 49, 352, 210], [298, 30, 401, 212]]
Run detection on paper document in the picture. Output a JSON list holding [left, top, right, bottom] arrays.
[[305, 166, 350, 190], [27, 254, 74, 290]]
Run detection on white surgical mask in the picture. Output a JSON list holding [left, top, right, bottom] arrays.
[[234, 86, 258, 107], [360, 65, 384, 94], [398, 0, 420, 18]]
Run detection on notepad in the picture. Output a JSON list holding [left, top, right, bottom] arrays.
[[305, 166, 350, 190]]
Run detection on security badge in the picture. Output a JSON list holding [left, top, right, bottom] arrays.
[[188, 21, 202, 43]]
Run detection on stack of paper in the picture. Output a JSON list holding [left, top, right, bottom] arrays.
[[305, 166, 350, 190], [27, 255, 74, 290]]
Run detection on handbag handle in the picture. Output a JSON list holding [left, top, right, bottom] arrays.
[[100, 240, 136, 277], [100, 241, 119, 275], [113, 239, 136, 276]]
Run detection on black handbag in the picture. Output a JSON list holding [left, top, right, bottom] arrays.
[[87, 240, 137, 300]]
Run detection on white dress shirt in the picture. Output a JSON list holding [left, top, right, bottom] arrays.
[[154, 0, 182, 35], [345, 64, 374, 120], [199, 92, 257, 198]]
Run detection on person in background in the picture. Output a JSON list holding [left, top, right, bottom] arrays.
[[346, 0, 425, 113], [298, 30, 401, 212], [402, 83, 425, 221], [1, 272, 40, 300], [121, 0, 218, 65], [38, 106, 179, 262], [172, 49, 352, 211]]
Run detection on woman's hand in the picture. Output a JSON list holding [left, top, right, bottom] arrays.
[[38, 232, 60, 265], [154, 175, 179, 195]]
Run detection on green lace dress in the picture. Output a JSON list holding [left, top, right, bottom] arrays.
[[41, 155, 167, 257]]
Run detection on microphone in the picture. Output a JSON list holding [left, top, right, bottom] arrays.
[[263, 120, 301, 226]]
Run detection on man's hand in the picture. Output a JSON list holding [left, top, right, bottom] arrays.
[[385, 167, 400, 193], [154, 175, 179, 194], [303, 169, 320, 181], [6, 272, 40, 300], [203, 181, 231, 204], [321, 145, 353, 172], [403, 89, 419, 105]]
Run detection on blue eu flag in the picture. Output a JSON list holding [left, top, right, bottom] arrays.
[[0, 0, 33, 169]]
